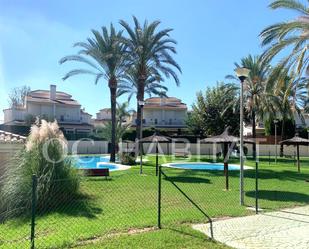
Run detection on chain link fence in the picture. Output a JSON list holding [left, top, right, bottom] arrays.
[[1, 157, 308, 248]]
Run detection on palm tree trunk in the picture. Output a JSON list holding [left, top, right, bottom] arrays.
[[136, 102, 141, 140], [110, 85, 117, 162], [280, 118, 285, 157], [252, 111, 256, 160], [135, 80, 145, 140]]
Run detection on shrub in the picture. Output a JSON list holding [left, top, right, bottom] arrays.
[[0, 120, 80, 220], [119, 152, 136, 165]]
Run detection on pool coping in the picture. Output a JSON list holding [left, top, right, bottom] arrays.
[[96, 162, 131, 171], [162, 162, 253, 170]]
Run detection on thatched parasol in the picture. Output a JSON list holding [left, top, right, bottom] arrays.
[[121, 140, 134, 152], [280, 134, 309, 172], [140, 133, 171, 176], [201, 127, 253, 190]]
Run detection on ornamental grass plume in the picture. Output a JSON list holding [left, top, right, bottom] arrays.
[[0, 120, 79, 221]]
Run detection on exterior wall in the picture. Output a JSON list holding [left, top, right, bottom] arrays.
[[80, 113, 91, 124], [96, 110, 111, 120], [0, 143, 24, 176], [67, 141, 109, 154], [56, 106, 80, 122], [64, 141, 308, 157], [3, 108, 27, 123], [143, 109, 187, 127], [27, 102, 54, 119], [4, 103, 91, 125]]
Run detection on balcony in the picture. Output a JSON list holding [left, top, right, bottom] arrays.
[[143, 120, 186, 128], [3, 108, 27, 123]]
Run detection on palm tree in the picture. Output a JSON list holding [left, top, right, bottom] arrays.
[[117, 65, 169, 110], [226, 55, 271, 159], [116, 102, 134, 123], [119, 16, 181, 142], [59, 24, 128, 162], [97, 102, 133, 145], [260, 0, 309, 75], [269, 67, 308, 155]]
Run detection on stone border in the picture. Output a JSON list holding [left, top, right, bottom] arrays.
[[162, 162, 253, 170], [96, 162, 131, 171]]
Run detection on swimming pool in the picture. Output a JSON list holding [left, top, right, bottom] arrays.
[[162, 162, 252, 171], [73, 155, 130, 171]]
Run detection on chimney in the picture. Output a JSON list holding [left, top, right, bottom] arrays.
[[50, 85, 56, 100]]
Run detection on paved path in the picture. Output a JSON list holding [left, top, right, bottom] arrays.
[[193, 205, 309, 249]]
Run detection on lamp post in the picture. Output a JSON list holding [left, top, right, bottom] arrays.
[[138, 100, 145, 174], [235, 67, 250, 206], [274, 119, 278, 164]]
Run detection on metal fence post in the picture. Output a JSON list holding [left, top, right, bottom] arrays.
[[255, 162, 258, 214], [157, 164, 162, 229], [31, 174, 37, 249]]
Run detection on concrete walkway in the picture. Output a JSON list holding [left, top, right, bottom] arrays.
[[193, 205, 309, 249]]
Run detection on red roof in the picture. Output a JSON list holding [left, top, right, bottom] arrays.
[[27, 90, 80, 106], [144, 97, 187, 110]]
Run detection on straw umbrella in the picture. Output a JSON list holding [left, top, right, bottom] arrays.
[[280, 134, 309, 172], [201, 127, 253, 190], [122, 140, 134, 152], [140, 132, 171, 176]]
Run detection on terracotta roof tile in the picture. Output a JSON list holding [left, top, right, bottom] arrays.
[[0, 130, 26, 143]]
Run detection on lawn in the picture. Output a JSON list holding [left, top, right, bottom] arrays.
[[0, 155, 308, 248]]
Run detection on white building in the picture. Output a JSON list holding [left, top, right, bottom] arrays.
[[3, 85, 93, 136], [134, 97, 188, 130], [93, 108, 112, 127]]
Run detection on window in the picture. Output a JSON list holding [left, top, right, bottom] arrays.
[[154, 119, 158, 125]]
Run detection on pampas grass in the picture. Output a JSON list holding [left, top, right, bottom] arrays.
[[0, 120, 79, 220]]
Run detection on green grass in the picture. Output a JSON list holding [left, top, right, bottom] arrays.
[[0, 155, 308, 249]]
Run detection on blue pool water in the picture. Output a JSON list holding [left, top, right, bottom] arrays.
[[165, 163, 247, 171], [74, 155, 119, 170]]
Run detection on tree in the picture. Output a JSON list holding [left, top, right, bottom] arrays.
[[260, 0, 309, 76], [226, 55, 272, 159], [187, 83, 240, 136], [116, 102, 134, 123], [8, 85, 31, 108], [119, 16, 181, 141], [59, 24, 128, 162], [117, 65, 168, 102], [269, 68, 308, 155], [97, 102, 132, 144]]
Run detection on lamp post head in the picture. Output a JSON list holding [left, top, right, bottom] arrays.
[[138, 100, 145, 106], [274, 119, 279, 124], [235, 67, 250, 82]]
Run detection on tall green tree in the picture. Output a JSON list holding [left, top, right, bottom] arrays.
[[59, 24, 128, 162], [117, 65, 168, 102], [187, 83, 240, 136], [119, 16, 181, 141], [226, 55, 272, 159], [260, 0, 309, 75], [269, 67, 308, 155]]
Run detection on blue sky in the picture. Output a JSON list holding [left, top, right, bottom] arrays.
[[0, 0, 296, 121]]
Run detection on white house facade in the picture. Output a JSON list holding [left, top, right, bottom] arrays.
[[133, 97, 188, 130], [3, 85, 93, 137]]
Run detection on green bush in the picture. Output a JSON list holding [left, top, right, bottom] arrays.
[[119, 152, 136, 165], [0, 120, 80, 220]]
